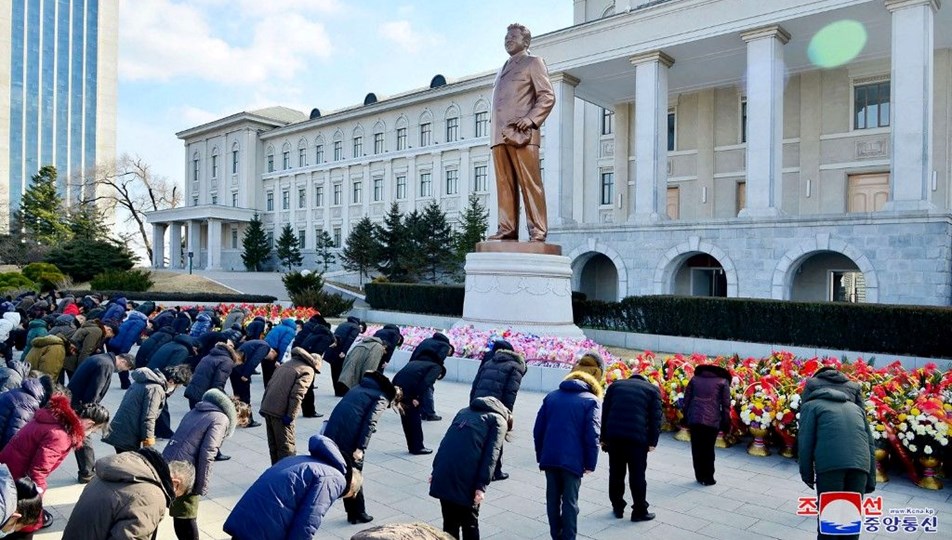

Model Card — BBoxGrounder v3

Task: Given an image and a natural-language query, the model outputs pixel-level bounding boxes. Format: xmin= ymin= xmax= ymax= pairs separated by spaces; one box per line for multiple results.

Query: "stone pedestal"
xmin=455 ymin=242 xmax=583 ymax=338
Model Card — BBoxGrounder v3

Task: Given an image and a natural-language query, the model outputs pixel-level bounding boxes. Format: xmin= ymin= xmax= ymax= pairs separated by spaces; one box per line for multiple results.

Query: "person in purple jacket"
xmin=683 ymin=364 xmax=731 ymax=487
xmin=162 ymin=388 xmax=248 ymax=540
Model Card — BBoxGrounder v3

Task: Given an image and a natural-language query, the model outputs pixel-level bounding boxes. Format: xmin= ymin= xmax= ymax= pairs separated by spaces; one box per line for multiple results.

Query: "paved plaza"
xmin=37 ymin=366 xmax=949 ymax=539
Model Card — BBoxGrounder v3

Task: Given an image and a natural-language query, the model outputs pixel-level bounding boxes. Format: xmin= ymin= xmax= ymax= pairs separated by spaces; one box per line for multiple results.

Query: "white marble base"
xmin=454 ymin=251 xmax=584 ymax=338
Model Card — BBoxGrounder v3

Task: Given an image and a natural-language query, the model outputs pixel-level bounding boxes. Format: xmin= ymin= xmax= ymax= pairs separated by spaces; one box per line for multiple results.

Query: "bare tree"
xmin=71 ymin=154 xmax=181 ymax=262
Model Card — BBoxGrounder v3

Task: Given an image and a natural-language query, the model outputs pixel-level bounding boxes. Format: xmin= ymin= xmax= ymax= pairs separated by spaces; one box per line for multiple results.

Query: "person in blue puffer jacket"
xmin=109 ymin=310 xmax=150 ymax=389
xmin=262 ymin=318 xmax=296 ymax=387
xmin=100 ymin=297 xmax=128 ymax=324
xmin=533 ymin=370 xmax=603 ymax=540
xmin=222 ymin=434 xmax=360 ymax=540
xmin=188 ymin=313 xmax=212 ymax=339
xmin=0 ymin=376 xmax=54 ymax=451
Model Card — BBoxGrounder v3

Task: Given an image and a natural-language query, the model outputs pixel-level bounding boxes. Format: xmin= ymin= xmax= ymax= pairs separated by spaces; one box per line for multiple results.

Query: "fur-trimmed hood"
xmin=491 ymin=349 xmax=526 ymax=368
xmin=35 ymin=393 xmax=85 ymax=448
xmin=290 ymin=346 xmax=320 ymax=371
xmin=201 ymin=388 xmax=238 ymax=437
xmin=561 ymin=370 xmax=604 ymax=399
xmin=571 ymin=350 xmax=605 ymax=381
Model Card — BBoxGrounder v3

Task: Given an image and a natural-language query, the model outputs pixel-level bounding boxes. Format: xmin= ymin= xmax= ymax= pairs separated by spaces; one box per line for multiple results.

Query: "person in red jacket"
xmin=0 ymin=395 xmax=109 ymax=533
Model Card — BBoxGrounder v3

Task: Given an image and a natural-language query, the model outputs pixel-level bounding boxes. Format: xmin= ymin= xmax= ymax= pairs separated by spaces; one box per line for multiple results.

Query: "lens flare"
xmin=808 ymin=20 xmax=867 ymax=68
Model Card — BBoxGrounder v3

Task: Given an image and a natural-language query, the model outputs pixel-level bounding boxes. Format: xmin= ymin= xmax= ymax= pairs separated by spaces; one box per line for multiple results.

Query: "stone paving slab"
xmin=35 ymin=367 xmax=949 ymax=539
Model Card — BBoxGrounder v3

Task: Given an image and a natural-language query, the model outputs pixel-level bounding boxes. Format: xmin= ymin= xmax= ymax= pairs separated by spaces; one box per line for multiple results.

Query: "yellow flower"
xmin=899 ymin=414 xmax=907 ymax=422
xmin=911 ymin=408 xmax=921 ymax=416
xmin=875 ymin=424 xmax=885 ymax=431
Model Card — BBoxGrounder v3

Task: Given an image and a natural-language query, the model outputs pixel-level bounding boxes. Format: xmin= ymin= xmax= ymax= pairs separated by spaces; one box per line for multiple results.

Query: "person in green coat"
xmin=19 ymin=319 xmax=48 ymax=359
xmin=798 ymin=386 xmax=876 ymax=540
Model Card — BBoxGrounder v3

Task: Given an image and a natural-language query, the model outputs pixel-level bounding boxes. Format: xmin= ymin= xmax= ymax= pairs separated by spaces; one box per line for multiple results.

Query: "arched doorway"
xmin=673 ymin=253 xmax=727 ymax=297
xmin=790 ymin=251 xmax=865 ymax=302
xmin=578 ymin=253 xmax=619 ymax=301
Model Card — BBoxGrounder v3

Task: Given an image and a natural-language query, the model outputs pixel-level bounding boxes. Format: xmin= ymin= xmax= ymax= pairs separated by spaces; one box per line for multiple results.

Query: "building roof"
xmin=249 ymin=106 xmax=308 ymax=124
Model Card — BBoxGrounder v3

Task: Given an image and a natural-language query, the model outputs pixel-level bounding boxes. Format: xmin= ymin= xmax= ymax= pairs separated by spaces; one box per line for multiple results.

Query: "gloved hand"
xmin=282 ymin=415 xmax=293 ymax=426
xmin=142 ymin=437 xmax=155 ymax=447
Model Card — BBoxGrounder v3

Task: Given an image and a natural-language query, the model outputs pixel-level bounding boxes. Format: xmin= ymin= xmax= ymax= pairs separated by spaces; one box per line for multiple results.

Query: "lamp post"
xmin=188 ymin=251 xmax=193 ymax=275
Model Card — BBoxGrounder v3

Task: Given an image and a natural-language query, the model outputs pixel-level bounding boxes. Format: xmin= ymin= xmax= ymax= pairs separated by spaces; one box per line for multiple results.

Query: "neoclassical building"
xmin=149 ymin=0 xmax=952 ymax=306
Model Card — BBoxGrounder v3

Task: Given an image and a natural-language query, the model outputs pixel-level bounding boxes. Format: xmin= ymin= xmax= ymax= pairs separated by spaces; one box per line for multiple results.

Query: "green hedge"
xmin=90 ymin=269 xmax=155 ymax=292
xmin=365 ymin=283 xmax=465 ymax=316
xmin=574 ymin=295 xmax=952 ymax=359
xmin=62 ymin=290 xmax=277 ymax=303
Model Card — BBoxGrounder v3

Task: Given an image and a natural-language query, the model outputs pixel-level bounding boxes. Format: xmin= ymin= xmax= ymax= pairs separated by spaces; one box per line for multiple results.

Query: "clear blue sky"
xmin=117 ymin=0 xmax=574 ymax=186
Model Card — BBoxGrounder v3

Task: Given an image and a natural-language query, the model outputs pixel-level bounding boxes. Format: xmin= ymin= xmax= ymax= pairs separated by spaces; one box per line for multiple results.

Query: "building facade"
xmin=150 ymin=0 xmax=952 ymax=306
xmin=0 ymin=0 xmax=119 ymax=231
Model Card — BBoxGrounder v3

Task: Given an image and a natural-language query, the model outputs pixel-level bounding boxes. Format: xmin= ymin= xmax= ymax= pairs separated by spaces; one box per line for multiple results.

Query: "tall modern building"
xmin=0 ymin=0 xmax=118 ymax=232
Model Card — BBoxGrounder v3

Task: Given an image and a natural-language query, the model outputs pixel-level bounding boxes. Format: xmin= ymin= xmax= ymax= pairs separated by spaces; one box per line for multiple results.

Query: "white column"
xmin=151 ymin=224 xmax=166 ymax=268
xmin=432 ymin=151 xmax=443 ymax=202
xmin=361 ymin=163 xmax=371 ymax=217
xmin=740 ymin=26 xmax=789 ymax=218
xmin=341 ymin=168 xmax=351 ymax=238
xmin=460 ymin=147 xmax=471 ymax=206
xmin=629 ymin=51 xmax=674 ymax=223
xmin=884 ymin=0 xmax=938 ymax=211
xmin=543 ymin=72 xmax=580 ymax=227
xmin=187 ymin=220 xmax=201 ymax=270
xmin=407 ymin=156 xmax=418 ymax=210
xmin=207 ymin=218 xmax=222 ymax=270
xmin=169 ymin=222 xmax=183 ymax=269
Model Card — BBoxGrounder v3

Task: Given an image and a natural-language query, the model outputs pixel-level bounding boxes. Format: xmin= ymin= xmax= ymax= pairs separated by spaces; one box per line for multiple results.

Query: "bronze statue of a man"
xmin=488 ymin=23 xmax=555 ymax=243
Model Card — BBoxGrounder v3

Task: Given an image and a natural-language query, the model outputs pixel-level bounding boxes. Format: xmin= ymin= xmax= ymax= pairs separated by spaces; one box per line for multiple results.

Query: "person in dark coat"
xmin=430 ymin=397 xmax=510 ymax=540
xmin=600 ymin=370 xmax=661 ymax=522
xmin=135 ymin=300 xmax=157 ymax=317
xmin=392 ymin=348 xmax=446 ymax=455
xmin=62 ymin=449 xmax=195 ymax=540
xmin=196 ymin=329 xmax=241 ymax=362
xmin=172 ymin=310 xmax=192 ymax=335
xmin=231 ymin=340 xmax=274 ymax=428
xmin=798 ymin=386 xmax=876 ymax=540
xmin=151 ymin=308 xmax=176 ymax=331
xmin=135 ymin=325 xmax=176 ymax=369
xmin=0 ymin=376 xmax=53 ymax=451
xmin=67 ymin=352 xmax=134 ymax=483
xmin=223 ymin=435 xmax=360 ymax=540
xmin=163 ymin=389 xmax=247 ymax=540
xmin=409 ymin=333 xmax=453 ymax=422
xmin=295 ymin=316 xmax=335 ymax=419
xmin=534 ymin=371 xmax=603 ymax=539
xmin=244 ymin=316 xmax=266 ymax=341
xmin=102 ymin=366 xmax=192 ymax=453
xmin=470 ymin=343 xmax=526 ymax=481
xmin=47 ymin=314 xmax=76 ymax=339
xmin=802 ymin=366 xmax=865 ymax=409
xmin=683 ymin=364 xmax=731 ymax=486
xmin=148 ymin=334 xmax=200 ymax=371
xmin=326 ymin=317 xmax=363 ymax=396
xmin=184 ymin=343 xmax=240 ymax=409
xmin=323 ymin=371 xmax=400 ymax=525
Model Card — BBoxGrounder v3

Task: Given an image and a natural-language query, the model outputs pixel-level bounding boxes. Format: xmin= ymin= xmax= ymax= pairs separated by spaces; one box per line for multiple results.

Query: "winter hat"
xmin=571 ymin=350 xmax=605 ymax=382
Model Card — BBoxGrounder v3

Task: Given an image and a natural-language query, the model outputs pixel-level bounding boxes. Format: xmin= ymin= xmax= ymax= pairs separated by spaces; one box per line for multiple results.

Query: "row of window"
xmin=265 ymin=112 xmax=489 ymax=173
xmin=249 ymin=227 xmax=343 ymax=252
xmin=595 ymin=80 xmax=890 ymax=150
xmin=264 ymin=166 xmax=490 ymax=211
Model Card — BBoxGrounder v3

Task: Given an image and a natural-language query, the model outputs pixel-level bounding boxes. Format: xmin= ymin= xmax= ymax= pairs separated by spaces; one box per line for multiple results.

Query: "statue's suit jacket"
xmin=491 ymin=51 xmax=555 ymax=148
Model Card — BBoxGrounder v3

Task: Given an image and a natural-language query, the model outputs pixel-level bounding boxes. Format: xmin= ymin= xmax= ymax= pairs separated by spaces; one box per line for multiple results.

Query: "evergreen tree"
xmin=241 ymin=213 xmax=272 ymax=271
xmin=66 ymin=201 xmax=108 ymax=241
xmin=401 ymin=210 xmax=426 ymax=282
xmin=419 ymin=200 xmax=455 ymax=283
xmin=341 ymin=217 xmax=380 ymax=286
xmin=455 ymin=194 xmax=489 ymax=265
xmin=275 ymin=223 xmax=303 ymax=271
xmin=19 ymin=165 xmax=70 ymax=246
xmin=314 ymin=229 xmax=336 ymax=273
xmin=46 ymin=238 xmax=136 ymax=282
xmin=376 ymin=202 xmax=410 ymax=282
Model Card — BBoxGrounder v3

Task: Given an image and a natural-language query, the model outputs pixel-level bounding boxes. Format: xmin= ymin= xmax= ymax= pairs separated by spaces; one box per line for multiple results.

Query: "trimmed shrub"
xmin=364 ymin=282 xmax=465 ymax=316
xmin=282 ymin=271 xmax=324 ymax=297
xmin=90 ymin=269 xmax=154 ymax=292
xmin=574 ymin=295 xmax=952 ymax=359
xmin=290 ymin=288 xmax=355 ymax=318
xmin=0 ymin=272 xmax=36 ymax=294
xmin=21 ymin=262 xmax=67 ymax=292
xmin=45 ymin=238 xmax=136 ymax=282
xmin=61 ymin=290 xmax=277 ymax=303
